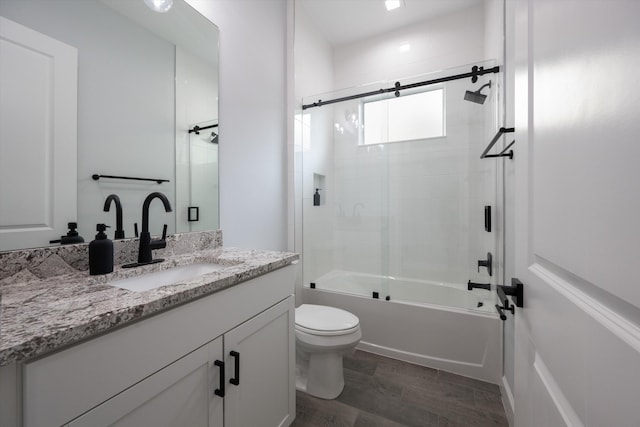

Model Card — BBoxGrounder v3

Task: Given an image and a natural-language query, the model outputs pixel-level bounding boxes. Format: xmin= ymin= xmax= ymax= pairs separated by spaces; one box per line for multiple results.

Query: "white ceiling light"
xmin=144 ymin=0 xmax=174 ymax=13
xmin=398 ymin=43 xmax=411 ymax=52
xmin=385 ymin=0 xmax=402 ymax=11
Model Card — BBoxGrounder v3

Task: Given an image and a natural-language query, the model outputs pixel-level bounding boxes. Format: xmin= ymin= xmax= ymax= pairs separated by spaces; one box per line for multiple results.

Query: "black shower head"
xmin=464 ymin=81 xmax=492 ymax=104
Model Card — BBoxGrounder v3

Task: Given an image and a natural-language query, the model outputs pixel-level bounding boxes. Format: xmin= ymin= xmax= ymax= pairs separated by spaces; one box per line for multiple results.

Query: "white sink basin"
xmin=108 ymin=263 xmax=225 ymax=292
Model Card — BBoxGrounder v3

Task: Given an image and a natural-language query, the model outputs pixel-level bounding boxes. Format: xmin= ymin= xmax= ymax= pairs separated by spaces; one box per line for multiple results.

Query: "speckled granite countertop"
xmin=0 ymin=231 xmax=298 ymax=366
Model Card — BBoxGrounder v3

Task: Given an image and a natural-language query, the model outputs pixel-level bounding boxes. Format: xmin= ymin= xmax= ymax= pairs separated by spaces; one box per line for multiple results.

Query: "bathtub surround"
xmin=303 ymin=278 xmax=501 ymax=384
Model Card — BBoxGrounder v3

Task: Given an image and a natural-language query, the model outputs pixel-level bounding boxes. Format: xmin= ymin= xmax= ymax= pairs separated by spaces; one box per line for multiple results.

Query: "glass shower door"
xmin=300 ymin=61 xmax=500 ymax=310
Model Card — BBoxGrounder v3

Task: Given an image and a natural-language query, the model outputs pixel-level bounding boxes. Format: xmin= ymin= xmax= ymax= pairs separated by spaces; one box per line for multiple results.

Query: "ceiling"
xmin=297 ymin=0 xmax=483 ymax=46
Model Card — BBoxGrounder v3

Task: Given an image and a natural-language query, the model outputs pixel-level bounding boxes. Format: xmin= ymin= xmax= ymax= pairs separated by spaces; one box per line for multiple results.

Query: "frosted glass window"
xmin=362 ymin=88 xmax=444 ymax=145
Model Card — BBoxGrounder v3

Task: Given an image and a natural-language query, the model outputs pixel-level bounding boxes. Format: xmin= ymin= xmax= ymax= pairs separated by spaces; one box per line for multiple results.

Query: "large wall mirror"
xmin=0 ymin=0 xmax=219 ymax=251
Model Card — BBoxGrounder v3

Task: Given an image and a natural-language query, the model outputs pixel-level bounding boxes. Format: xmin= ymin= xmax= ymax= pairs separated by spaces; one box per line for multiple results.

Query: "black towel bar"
xmin=92 ymin=174 xmax=169 ymax=184
xmin=481 ymin=127 xmax=515 ymax=159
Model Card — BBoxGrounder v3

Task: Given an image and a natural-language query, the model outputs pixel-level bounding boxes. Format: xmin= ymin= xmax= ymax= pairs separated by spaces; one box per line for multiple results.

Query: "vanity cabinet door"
xmin=224 ymin=295 xmax=295 ymax=427
xmin=68 ymin=337 xmax=224 ymax=427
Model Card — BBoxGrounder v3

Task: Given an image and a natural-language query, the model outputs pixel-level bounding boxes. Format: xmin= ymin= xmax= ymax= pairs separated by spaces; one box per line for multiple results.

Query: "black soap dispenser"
xmin=89 ymin=224 xmax=113 ymax=275
xmin=313 ymin=188 xmax=321 ymax=206
xmin=60 ymin=222 xmax=85 ymax=244
xmin=49 ymin=222 xmax=85 ymax=245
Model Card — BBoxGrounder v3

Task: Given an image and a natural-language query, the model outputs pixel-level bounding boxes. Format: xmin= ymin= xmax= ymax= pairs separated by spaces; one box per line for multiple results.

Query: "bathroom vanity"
xmin=0 ymin=231 xmax=298 ymax=427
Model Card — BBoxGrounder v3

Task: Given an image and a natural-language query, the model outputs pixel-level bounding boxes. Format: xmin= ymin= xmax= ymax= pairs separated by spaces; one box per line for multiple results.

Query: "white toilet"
xmin=295 ymin=304 xmax=362 ymax=399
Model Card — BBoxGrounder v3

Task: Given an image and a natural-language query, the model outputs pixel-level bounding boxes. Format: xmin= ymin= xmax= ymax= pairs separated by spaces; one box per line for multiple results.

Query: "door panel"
xmin=529 ymin=0 xmax=640 ymax=307
xmin=68 ymin=338 xmax=223 ymax=427
xmin=0 ymin=16 xmax=77 ymax=250
xmin=224 ymin=297 xmax=295 ymax=427
xmin=513 ymin=1 xmax=640 ymax=426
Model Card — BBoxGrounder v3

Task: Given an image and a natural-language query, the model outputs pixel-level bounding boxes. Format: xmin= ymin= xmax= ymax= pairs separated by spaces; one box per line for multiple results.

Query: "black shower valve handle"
xmin=477 ymin=252 xmax=493 ymax=276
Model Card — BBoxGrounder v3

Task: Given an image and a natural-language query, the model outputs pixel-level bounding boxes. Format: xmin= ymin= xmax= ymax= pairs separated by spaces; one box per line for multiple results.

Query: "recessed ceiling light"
xmin=144 ymin=0 xmax=174 ymax=13
xmin=398 ymin=43 xmax=411 ymax=52
xmin=385 ymin=0 xmax=402 ymax=12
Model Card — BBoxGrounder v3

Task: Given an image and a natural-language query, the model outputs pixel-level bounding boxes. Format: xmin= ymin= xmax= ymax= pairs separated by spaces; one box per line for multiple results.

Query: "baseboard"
xmin=500 ymin=375 xmax=515 ymax=427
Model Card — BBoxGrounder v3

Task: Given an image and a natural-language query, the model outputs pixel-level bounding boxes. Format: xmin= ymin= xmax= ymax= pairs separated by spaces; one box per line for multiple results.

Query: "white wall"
xmin=294 ymin=3 xmax=335 ymax=292
xmin=187 ymin=0 xmax=288 ymax=251
xmin=333 ymin=4 xmax=486 ymax=90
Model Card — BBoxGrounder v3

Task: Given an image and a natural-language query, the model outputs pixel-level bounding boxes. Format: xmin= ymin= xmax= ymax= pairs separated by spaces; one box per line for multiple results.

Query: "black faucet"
xmin=134 ymin=192 xmax=172 ymax=266
xmin=477 ymin=252 xmax=493 ymax=276
xmin=103 ymin=194 xmax=125 ymax=239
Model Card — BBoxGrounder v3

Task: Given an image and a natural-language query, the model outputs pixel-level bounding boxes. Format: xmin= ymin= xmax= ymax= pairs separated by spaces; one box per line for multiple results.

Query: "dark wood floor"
xmin=291 ymin=350 xmax=509 ymax=427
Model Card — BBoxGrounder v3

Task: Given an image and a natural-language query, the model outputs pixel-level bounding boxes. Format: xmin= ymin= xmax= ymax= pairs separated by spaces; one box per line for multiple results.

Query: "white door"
xmin=0 ymin=16 xmax=77 ymax=250
xmin=513 ymin=1 xmax=640 ymax=426
xmin=224 ymin=296 xmax=295 ymax=427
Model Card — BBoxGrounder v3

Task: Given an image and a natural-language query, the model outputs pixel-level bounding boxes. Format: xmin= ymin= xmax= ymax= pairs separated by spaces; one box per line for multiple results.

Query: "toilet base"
xmin=296 ymin=349 xmax=347 ymax=399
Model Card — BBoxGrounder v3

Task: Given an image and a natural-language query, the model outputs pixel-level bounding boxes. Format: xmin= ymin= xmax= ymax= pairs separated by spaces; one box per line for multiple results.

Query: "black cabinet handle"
xmin=230 ymin=351 xmax=240 ymax=386
xmin=214 ymin=360 xmax=225 ymax=397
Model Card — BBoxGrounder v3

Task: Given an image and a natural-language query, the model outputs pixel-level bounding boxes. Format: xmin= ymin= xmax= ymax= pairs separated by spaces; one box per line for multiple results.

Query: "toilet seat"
xmin=295 ymin=304 xmax=360 ymax=336
xmin=295 ymin=324 xmax=360 ymax=337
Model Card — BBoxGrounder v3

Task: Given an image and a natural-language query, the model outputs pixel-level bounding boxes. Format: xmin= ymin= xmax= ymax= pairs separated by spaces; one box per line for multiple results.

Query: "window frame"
xmin=358 ymin=85 xmax=446 ymax=146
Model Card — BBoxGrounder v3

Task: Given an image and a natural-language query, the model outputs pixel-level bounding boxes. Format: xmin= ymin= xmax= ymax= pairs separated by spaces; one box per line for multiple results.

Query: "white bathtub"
xmin=302 ymin=270 xmax=502 ymax=384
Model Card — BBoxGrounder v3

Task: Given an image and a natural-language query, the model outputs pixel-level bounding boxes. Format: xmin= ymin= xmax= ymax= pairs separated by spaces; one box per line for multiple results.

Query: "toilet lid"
xmin=295 ymin=304 xmax=360 ymax=334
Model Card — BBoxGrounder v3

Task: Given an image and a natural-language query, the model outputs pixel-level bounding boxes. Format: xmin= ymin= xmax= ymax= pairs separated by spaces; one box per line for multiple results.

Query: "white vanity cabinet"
xmin=17 ymin=264 xmax=296 ymax=427
xmin=68 ymin=336 xmax=225 ymax=427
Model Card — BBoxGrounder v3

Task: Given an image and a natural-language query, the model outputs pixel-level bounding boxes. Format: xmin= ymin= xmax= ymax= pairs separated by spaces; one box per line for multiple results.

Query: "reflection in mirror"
xmin=0 ymin=0 xmax=219 ymax=251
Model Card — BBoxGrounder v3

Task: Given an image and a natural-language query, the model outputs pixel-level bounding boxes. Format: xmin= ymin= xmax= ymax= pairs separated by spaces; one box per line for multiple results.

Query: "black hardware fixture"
xmin=477 ymin=252 xmax=493 ymax=276
xmin=103 ymin=194 xmax=125 ymax=239
xmin=134 ymin=222 xmax=139 ymax=238
xmin=188 ymin=206 xmax=200 ymax=222
xmin=498 ymin=278 xmax=524 ymax=308
xmin=92 ymin=174 xmax=169 ymax=184
xmin=385 ymin=295 xmax=391 ymax=301
xmin=467 ymin=280 xmax=491 ymax=291
xmin=188 ymin=123 xmax=218 ymax=134
xmin=49 ymin=222 xmax=85 ymax=244
xmin=313 ymin=188 xmax=322 ymax=206
xmin=495 ymin=278 xmax=525 ymax=321
xmin=373 ymin=292 xmax=379 ymax=299
xmin=480 ymin=127 xmax=515 ymax=159
xmin=309 ymin=282 xmax=316 ymax=289
xmin=123 ymin=192 xmax=172 ymax=268
xmin=464 ymin=80 xmax=492 ymax=104
xmin=484 ymin=206 xmax=491 ymax=232
xmin=230 ymin=351 xmax=240 ymax=386
xmin=214 ymin=360 xmax=225 ymax=397
xmin=495 ymin=302 xmax=514 ymax=321
xmin=302 ymin=65 xmax=500 ymax=110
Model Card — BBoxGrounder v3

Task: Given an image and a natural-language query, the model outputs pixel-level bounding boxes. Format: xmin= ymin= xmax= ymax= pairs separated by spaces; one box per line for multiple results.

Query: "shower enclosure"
xmin=298 ymin=61 xmax=503 ymax=303
xmin=296 ymin=62 xmax=504 ymax=381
